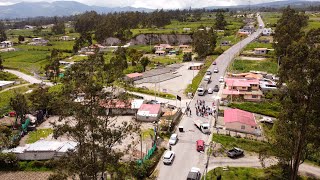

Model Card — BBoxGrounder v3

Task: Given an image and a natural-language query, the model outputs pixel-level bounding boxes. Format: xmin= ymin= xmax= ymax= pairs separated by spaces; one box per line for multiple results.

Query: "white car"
xmin=204 ymin=75 xmax=211 ymax=81
xmin=213 ymin=68 xmax=219 ymax=73
xmin=169 ymin=134 xmax=178 ymax=145
xmin=163 ymin=151 xmax=175 ymax=165
xmin=208 ymin=88 xmax=214 ymax=94
xmin=219 ymin=76 xmax=224 ymax=82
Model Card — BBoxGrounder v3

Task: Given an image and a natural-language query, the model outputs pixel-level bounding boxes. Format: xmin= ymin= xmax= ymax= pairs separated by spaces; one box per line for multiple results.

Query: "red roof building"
xmin=222 ymin=78 xmax=263 ymax=101
xmin=125 ymin=73 xmax=143 ymax=81
xmin=224 ymin=109 xmax=260 ymax=135
xmin=137 ymin=104 xmax=162 ymax=122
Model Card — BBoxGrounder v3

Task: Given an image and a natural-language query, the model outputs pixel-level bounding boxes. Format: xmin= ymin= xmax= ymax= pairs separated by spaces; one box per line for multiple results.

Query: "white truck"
xmin=193 ymin=119 xmax=210 ymax=134
xmin=197 ymin=83 xmax=207 ymax=96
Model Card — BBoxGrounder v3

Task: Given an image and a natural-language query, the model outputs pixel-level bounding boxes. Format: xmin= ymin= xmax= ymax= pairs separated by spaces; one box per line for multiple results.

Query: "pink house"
xmin=222 ymin=78 xmax=263 ymax=101
xmin=224 ymin=109 xmax=260 ymax=135
xmin=137 ymin=104 xmax=162 ymax=122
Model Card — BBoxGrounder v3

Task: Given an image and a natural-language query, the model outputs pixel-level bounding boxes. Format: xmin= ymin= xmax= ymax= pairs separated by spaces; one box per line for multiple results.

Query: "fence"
xmin=137 ymin=143 xmax=157 ymax=165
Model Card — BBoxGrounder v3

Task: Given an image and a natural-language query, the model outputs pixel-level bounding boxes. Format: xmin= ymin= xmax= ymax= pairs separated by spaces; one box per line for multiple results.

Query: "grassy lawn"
xmin=126 ymin=86 xmax=176 ymax=100
xmin=305 ymin=20 xmax=320 ymax=32
xmin=230 ymin=59 xmax=278 ymax=74
xmin=0 ymin=86 xmax=30 ymax=115
xmin=261 ymin=12 xmax=281 ymax=28
xmin=228 ymin=101 xmax=280 ymax=118
xmin=185 ymin=55 xmax=218 ymax=94
xmin=244 ymin=42 xmax=273 ymax=51
xmin=204 ymin=167 xmax=266 ymax=180
xmin=212 ymin=134 xmax=273 ymax=155
xmin=26 ymin=128 xmax=53 ymax=144
xmin=128 ymin=45 xmax=153 ymax=53
xmin=151 ymin=54 xmax=183 ymax=65
xmin=141 ymin=128 xmax=154 ymax=140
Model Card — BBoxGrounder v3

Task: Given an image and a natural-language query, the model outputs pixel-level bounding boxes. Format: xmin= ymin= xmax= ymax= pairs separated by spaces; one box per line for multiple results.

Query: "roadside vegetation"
xmin=0 ymin=71 xmax=19 ymax=81
xmin=185 ymin=55 xmax=218 ymax=94
xmin=228 ymin=101 xmax=280 ymax=118
xmin=0 ymin=86 xmax=30 ymax=116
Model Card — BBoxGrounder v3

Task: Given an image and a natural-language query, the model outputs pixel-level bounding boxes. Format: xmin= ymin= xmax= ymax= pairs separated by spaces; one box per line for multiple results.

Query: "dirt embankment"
xmin=104 ymin=34 xmax=193 ymax=46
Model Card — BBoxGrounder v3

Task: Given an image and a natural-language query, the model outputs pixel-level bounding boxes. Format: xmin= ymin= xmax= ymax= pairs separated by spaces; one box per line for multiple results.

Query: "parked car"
xmin=204 ymin=75 xmax=211 ymax=82
xmin=196 ymin=140 xmax=205 ymax=152
xmin=213 ymin=85 xmax=219 ymax=92
xmin=213 ymin=68 xmax=219 ymax=73
xmin=187 ymin=167 xmax=201 ymax=180
xmin=227 ymin=147 xmax=244 ymax=158
xmin=163 ymin=151 xmax=175 ymax=165
xmin=206 ymin=70 xmax=212 ymax=75
xmin=212 ymin=61 xmax=217 ymax=65
xmin=219 ymin=76 xmax=224 ymax=82
xmin=147 ymin=100 xmax=160 ymax=104
xmin=208 ymin=88 xmax=214 ymax=94
xmin=169 ymin=133 xmax=178 ymax=145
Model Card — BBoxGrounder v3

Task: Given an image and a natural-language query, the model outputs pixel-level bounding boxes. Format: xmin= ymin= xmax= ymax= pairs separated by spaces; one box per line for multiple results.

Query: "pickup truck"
xmin=193 ymin=119 xmax=210 ymax=134
xmin=227 ymin=147 xmax=244 ymax=158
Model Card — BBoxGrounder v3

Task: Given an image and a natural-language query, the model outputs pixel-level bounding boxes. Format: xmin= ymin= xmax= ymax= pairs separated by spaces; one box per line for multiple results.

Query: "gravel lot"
xmin=136 ymin=62 xmax=200 ymax=99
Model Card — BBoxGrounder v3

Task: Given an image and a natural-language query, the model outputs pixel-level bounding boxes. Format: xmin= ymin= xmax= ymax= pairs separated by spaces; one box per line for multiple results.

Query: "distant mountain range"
xmin=1 ymin=0 xmax=320 ymax=19
xmin=0 ymin=1 xmax=152 ymax=19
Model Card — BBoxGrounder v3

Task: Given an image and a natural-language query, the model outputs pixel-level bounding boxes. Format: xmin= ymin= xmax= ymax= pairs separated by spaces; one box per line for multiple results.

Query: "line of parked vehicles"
xmin=197 ymin=62 xmax=224 ymax=96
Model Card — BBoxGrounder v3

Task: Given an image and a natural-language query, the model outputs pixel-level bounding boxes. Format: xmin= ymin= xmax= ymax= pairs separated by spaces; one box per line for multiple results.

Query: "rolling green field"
xmin=261 ymin=12 xmax=281 ymax=28
xmin=2 ymin=50 xmax=50 ymax=74
xmin=150 ymin=54 xmax=183 ymax=65
xmin=16 ymin=41 xmax=75 ymax=52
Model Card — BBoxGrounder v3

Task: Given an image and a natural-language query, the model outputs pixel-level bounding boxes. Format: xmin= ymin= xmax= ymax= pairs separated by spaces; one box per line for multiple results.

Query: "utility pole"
xmin=204 ymin=142 xmax=213 ymax=180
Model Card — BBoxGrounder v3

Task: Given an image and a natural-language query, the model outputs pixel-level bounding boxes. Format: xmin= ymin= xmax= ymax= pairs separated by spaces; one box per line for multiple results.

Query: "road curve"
xmin=4 ymin=69 xmax=53 ymax=86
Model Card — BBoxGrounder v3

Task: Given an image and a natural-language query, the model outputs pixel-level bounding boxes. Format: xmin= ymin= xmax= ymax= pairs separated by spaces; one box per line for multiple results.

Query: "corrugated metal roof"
xmin=224 ymin=109 xmax=257 ymax=126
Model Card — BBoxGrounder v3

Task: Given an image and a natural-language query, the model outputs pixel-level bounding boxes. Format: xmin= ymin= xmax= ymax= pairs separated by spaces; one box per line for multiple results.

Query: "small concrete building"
xmin=0 ymin=81 xmax=15 ymax=90
xmin=262 ymin=28 xmax=272 ymax=36
xmin=0 ymin=41 xmax=13 ymax=48
xmin=188 ymin=63 xmax=204 ymax=70
xmin=254 ymin=48 xmax=268 ymax=55
xmin=137 ymin=104 xmax=162 ymax=122
xmin=224 ymin=109 xmax=260 ymax=135
xmin=3 ymin=140 xmax=77 ymax=160
xmin=220 ymin=41 xmax=231 ymax=46
xmin=60 ymin=36 xmax=70 ymax=41
xmin=155 ymin=50 xmax=166 ymax=56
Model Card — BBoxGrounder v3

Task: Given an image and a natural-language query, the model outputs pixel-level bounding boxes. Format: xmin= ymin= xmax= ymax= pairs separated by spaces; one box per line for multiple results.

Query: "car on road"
xmin=196 ymin=140 xmax=205 ymax=152
xmin=204 ymin=75 xmax=211 ymax=82
xmin=227 ymin=147 xmax=244 ymax=158
xmin=213 ymin=85 xmax=219 ymax=92
xmin=219 ymin=76 xmax=224 ymax=82
xmin=197 ymin=87 xmax=205 ymax=96
xmin=212 ymin=61 xmax=217 ymax=65
xmin=187 ymin=167 xmax=201 ymax=180
xmin=206 ymin=70 xmax=212 ymax=75
xmin=147 ymin=100 xmax=160 ymax=104
xmin=163 ymin=150 xmax=175 ymax=165
xmin=213 ymin=68 xmax=219 ymax=73
xmin=169 ymin=133 xmax=178 ymax=145
xmin=208 ymin=88 xmax=214 ymax=94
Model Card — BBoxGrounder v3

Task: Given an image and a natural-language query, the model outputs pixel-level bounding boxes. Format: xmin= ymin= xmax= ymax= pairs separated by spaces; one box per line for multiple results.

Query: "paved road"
xmin=4 ymin=69 xmax=53 ymax=86
xmin=157 ymin=15 xmax=265 ymax=180
xmin=207 ymin=156 xmax=320 ymax=178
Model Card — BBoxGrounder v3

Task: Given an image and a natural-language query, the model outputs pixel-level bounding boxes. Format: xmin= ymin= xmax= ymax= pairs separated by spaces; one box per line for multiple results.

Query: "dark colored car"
xmin=227 ymin=147 xmax=244 ymax=158
xmin=212 ymin=61 xmax=217 ymax=65
xmin=213 ymin=85 xmax=219 ymax=92
xmin=187 ymin=167 xmax=201 ymax=180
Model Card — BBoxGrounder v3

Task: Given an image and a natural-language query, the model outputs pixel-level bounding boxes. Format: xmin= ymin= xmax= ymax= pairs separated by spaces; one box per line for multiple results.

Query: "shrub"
xmin=0 ymin=153 xmax=19 ymax=170
xmin=213 ymin=47 xmax=224 ymax=55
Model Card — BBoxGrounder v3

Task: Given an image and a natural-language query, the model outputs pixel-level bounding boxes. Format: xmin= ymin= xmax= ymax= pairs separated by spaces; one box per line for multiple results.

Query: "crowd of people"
xmin=185 ymin=100 xmax=217 ymax=117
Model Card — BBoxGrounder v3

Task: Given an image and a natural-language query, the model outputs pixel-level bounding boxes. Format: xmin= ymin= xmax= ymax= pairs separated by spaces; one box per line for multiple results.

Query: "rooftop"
xmin=126 ymin=72 xmax=143 ymax=78
xmin=225 ymin=78 xmax=259 ymax=87
xmin=137 ymin=104 xmax=161 ymax=116
xmin=224 ymin=109 xmax=257 ymax=126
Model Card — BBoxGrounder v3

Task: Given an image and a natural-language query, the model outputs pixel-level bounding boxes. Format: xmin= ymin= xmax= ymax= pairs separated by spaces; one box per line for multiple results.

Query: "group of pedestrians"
xmin=185 ymin=103 xmax=192 ymax=116
xmin=194 ymin=100 xmax=216 ymax=117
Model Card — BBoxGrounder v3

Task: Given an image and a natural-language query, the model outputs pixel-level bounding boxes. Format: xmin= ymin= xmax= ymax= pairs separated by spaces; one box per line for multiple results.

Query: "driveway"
xmin=157 ymin=14 xmax=265 ymax=180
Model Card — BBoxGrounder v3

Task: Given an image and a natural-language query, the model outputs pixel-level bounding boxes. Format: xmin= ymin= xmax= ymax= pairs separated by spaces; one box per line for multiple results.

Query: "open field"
xmin=244 ymin=42 xmax=273 ymax=51
xmin=16 ymin=41 xmax=75 ymax=52
xmin=26 ymin=128 xmax=53 ymax=144
xmin=230 ymin=59 xmax=278 ymax=74
xmin=2 ymin=50 xmax=50 ymax=74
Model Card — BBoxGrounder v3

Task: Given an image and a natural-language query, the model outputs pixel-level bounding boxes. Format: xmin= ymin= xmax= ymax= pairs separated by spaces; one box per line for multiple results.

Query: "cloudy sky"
xmin=0 ymin=0 xmax=314 ymax=8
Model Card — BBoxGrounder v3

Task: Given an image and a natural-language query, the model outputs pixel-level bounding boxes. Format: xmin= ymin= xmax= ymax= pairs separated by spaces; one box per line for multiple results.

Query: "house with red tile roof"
xmin=222 ymin=78 xmax=263 ymax=101
xmin=224 ymin=109 xmax=260 ymax=135
xmin=125 ymin=73 xmax=143 ymax=81
xmin=137 ymin=104 xmax=162 ymax=122
xmin=100 ymin=99 xmax=144 ymax=115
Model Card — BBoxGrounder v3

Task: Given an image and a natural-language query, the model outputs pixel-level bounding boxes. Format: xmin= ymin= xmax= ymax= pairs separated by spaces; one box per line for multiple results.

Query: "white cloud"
xmin=0 ymin=0 xmax=314 ymax=9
